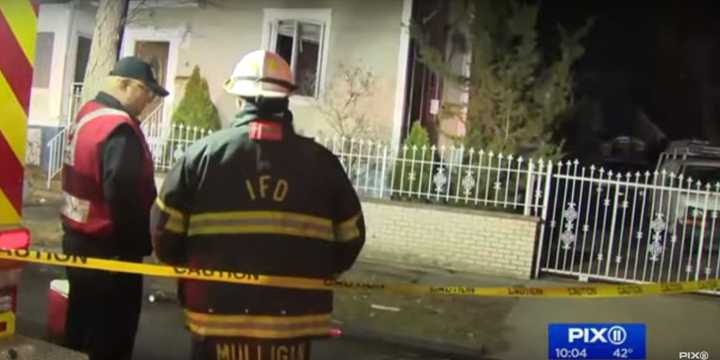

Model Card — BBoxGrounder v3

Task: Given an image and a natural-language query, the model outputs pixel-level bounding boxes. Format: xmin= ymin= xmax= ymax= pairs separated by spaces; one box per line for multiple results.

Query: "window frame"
xmin=33 ymin=31 xmax=55 ymax=89
xmin=73 ymin=34 xmax=92 ymax=84
xmin=261 ymin=9 xmax=332 ymax=102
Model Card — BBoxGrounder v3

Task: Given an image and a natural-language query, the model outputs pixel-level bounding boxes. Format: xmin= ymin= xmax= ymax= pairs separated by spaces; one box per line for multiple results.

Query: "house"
xmin=29 ymin=0 xmax=469 ymax=173
xmin=27 ymin=1 xmax=95 ymax=168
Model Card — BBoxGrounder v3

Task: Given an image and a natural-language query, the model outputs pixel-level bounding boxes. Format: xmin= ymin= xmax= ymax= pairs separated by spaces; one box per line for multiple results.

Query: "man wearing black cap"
xmin=60 ymin=56 xmax=168 ymax=359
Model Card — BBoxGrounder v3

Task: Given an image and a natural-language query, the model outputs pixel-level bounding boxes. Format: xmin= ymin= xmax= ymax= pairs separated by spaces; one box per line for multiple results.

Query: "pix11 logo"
xmin=679 ymin=351 xmax=710 ymax=360
xmin=548 ymin=323 xmax=646 ymax=359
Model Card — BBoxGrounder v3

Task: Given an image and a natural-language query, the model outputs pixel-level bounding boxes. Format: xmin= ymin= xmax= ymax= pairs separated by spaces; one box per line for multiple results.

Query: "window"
xmin=74 ymin=36 xmax=92 ymax=83
xmin=682 ymin=165 xmax=720 ymax=185
xmin=263 ymin=9 xmax=330 ymax=98
xmin=33 ymin=32 xmax=54 ymax=88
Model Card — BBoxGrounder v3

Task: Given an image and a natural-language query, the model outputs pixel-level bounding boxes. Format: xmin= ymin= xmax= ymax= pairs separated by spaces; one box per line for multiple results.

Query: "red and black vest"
xmin=60 ymin=101 xmax=156 ymax=238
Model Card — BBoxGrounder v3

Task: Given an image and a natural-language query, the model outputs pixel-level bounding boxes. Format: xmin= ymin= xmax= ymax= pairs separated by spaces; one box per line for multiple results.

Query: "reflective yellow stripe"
xmin=188 ymin=225 xmax=334 ymax=240
xmin=155 ymin=198 xmax=186 ymax=219
xmin=190 ymin=211 xmax=331 ymax=227
xmin=155 ymin=198 xmax=187 ymax=233
xmin=187 ymin=211 xmax=335 ymax=240
xmin=165 ymin=218 xmax=186 ymax=233
xmin=185 ymin=311 xmax=331 ymax=338
xmin=335 ymin=213 xmax=361 ymax=241
xmin=185 ymin=311 xmax=330 ymax=325
xmin=187 ymin=323 xmax=331 ymax=339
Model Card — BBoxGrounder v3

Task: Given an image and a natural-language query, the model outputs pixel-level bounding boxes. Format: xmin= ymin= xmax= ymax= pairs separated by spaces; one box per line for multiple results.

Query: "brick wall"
xmin=358 ymin=198 xmax=540 ymax=279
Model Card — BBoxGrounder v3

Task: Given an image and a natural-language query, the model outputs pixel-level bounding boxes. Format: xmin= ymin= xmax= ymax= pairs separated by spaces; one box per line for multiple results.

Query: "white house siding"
xmin=60 ymin=2 xmax=95 ymax=126
xmin=30 ymin=4 xmax=71 ymax=128
xmin=29 ymin=3 xmax=94 ymax=127
xmin=124 ymin=0 xmax=406 ymax=142
xmin=28 ymin=3 xmax=95 ymax=171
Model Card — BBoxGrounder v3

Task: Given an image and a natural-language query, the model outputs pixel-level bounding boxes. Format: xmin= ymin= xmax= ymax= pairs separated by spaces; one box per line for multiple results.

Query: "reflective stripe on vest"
xmin=179 ymin=210 xmax=361 ymax=242
xmin=60 ymin=191 xmax=90 ymax=224
xmin=64 ymin=107 xmax=129 ymax=166
xmin=336 ymin=213 xmax=361 ymax=241
xmin=155 ymin=197 xmax=187 ymax=233
xmin=184 ymin=311 xmax=331 ymax=339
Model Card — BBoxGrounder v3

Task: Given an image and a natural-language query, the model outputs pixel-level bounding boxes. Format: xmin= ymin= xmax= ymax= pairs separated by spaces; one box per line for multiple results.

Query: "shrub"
xmin=171 ymin=65 xmax=221 ymax=130
xmin=392 ymin=122 xmax=435 ymax=200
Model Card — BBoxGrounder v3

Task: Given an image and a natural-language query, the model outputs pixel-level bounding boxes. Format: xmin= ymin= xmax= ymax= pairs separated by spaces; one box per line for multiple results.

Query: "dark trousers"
xmin=190 ymin=336 xmax=312 ymax=360
xmin=64 ymin=265 xmax=143 ymax=360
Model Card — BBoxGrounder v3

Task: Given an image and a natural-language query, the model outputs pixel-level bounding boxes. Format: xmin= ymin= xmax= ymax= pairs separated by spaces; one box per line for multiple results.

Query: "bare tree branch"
xmin=316 ymin=63 xmax=378 ymax=141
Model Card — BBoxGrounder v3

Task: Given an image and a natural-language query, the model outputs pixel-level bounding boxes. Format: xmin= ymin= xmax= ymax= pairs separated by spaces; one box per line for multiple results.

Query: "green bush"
xmin=392 ymin=122 xmax=434 ymax=200
xmin=171 ymin=65 xmax=221 ymax=130
xmin=162 ymin=66 xmax=220 ymax=166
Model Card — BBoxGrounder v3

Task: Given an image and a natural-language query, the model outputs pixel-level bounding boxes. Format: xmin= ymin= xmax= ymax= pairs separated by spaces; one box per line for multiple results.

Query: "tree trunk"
xmin=81 ymin=0 xmax=129 ymax=104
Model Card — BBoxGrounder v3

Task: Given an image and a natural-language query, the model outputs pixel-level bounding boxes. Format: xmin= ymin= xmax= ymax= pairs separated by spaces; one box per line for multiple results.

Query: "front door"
xmin=133 ymin=41 xmax=169 ymax=121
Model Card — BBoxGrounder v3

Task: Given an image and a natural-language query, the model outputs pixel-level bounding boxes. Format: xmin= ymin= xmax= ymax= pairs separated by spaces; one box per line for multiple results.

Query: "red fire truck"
xmin=0 ymin=0 xmax=38 ymax=337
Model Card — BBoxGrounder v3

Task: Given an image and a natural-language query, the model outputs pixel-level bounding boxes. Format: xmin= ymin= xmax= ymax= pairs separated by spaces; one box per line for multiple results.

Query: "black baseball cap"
xmin=109 ymin=56 xmax=169 ymax=97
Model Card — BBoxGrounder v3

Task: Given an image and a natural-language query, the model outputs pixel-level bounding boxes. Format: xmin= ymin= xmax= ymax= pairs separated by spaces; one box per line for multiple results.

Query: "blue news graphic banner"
xmin=548 ymin=323 xmax=646 ymax=359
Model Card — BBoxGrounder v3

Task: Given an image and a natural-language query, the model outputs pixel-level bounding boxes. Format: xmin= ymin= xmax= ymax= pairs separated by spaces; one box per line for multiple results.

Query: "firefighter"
xmin=60 ymin=56 xmax=168 ymax=359
xmin=150 ymin=50 xmax=366 ymax=360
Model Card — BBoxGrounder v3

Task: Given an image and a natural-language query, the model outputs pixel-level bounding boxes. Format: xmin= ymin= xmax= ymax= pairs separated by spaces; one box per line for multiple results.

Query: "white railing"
xmin=141 ymin=104 xmax=166 ymax=169
xmin=538 ymin=163 xmax=720 ymax=294
xmin=317 ymin=136 xmax=719 ymax=294
xmin=45 ymin=128 xmax=67 ymax=189
xmin=140 ymin=104 xmax=165 ymax=139
xmin=149 ymin=123 xmax=213 ymax=172
xmin=316 ymin=137 xmax=550 ymax=217
xmin=67 ymin=82 xmax=83 ymax=122
xmin=45 ymin=83 xmax=83 ymax=188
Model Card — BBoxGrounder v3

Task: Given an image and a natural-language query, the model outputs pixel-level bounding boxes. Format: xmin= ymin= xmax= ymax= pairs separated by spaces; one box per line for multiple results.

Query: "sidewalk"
xmin=336 ymin=258 xmax=720 ymax=360
xmin=21 ymin=175 xmax=720 ymax=359
xmin=0 ymin=336 xmax=87 ymax=359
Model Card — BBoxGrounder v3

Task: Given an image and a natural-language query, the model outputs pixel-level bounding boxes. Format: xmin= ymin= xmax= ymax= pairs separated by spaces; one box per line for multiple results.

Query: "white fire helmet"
xmin=224 ymin=50 xmax=296 ymax=98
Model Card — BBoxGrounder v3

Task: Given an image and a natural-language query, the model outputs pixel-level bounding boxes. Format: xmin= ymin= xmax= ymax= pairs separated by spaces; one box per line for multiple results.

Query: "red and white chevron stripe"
xmin=0 ymin=0 xmax=38 ymax=225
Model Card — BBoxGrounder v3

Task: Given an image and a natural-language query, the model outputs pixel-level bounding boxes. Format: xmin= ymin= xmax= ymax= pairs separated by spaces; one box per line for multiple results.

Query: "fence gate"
xmin=535 ymin=161 xmax=720 ymax=294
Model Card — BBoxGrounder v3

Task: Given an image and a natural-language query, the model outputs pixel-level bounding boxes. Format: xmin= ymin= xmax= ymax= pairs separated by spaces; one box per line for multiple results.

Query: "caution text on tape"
xmin=0 ymin=248 xmax=718 ymax=298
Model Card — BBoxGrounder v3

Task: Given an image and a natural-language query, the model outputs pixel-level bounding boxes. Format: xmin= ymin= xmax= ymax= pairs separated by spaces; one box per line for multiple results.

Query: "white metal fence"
xmin=317 ymin=137 xmax=719 ymax=294
xmin=45 ymin=83 xmax=83 ymax=187
xmin=316 ymin=137 xmax=550 ymax=217
xmin=146 ymin=122 xmax=213 ymax=172
xmin=67 ymin=82 xmax=83 ymax=123
xmin=45 ymin=128 xmax=67 ymax=189
xmin=538 ymin=163 xmax=720 ymax=294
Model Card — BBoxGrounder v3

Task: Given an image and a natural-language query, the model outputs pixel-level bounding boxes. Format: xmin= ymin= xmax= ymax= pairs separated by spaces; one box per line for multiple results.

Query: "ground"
xmin=21 ymin=167 xmax=64 ymax=249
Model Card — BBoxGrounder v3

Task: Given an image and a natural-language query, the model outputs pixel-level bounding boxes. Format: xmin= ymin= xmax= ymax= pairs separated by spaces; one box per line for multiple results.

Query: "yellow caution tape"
xmin=0 ymin=248 xmax=717 ymax=298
